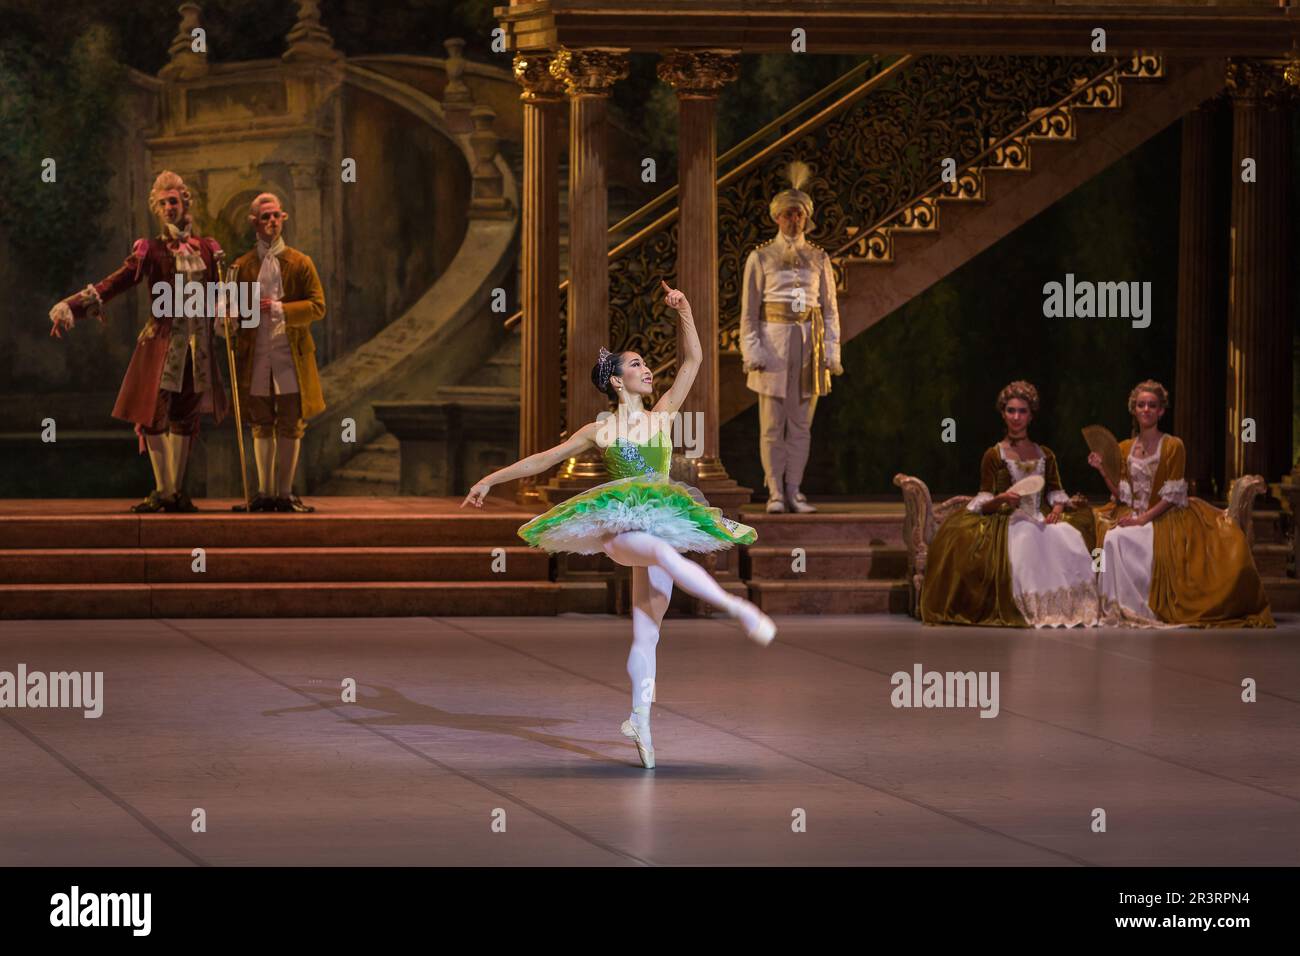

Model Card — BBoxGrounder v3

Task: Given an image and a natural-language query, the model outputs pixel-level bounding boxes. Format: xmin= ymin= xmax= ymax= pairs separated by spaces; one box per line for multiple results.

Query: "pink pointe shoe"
xmin=620 ymin=706 xmax=655 ymax=769
xmin=730 ymin=598 xmax=776 ymax=646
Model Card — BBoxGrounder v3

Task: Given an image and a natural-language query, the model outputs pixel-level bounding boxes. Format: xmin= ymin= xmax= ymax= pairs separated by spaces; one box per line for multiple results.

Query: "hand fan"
xmin=1006 ymin=474 xmax=1044 ymax=496
xmin=1082 ymin=425 xmax=1122 ymax=488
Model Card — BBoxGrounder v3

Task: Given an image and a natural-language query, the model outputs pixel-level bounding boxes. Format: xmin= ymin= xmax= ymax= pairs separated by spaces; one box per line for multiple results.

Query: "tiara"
xmin=596 ymin=346 xmax=616 ymax=390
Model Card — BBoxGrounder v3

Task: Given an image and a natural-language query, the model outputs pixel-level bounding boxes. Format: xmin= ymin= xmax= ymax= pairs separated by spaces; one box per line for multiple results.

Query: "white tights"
xmin=602 ymin=531 xmax=760 ymax=743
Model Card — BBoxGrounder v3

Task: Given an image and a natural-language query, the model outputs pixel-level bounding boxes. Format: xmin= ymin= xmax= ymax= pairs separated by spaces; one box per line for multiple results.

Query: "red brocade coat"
xmin=60 ymin=236 xmax=230 ymax=432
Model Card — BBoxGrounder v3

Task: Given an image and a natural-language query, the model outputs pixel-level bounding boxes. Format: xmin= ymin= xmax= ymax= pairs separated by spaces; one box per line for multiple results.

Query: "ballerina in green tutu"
xmin=461 ymin=280 xmax=775 ymax=769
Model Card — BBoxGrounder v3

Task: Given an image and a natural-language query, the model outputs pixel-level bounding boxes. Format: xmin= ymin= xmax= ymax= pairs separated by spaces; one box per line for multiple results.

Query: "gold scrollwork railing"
xmin=517 ymin=53 xmax=1164 ymax=426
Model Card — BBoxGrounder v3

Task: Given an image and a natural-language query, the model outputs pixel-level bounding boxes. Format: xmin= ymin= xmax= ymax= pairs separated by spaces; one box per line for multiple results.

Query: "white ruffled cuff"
xmin=1117 ymin=480 xmax=1133 ymax=507
xmin=49 ymin=301 xmax=75 ymax=331
xmin=967 ymin=492 xmax=994 ymax=513
xmin=1047 ymin=489 xmax=1069 ymax=507
xmin=1158 ymin=479 xmax=1188 ymax=508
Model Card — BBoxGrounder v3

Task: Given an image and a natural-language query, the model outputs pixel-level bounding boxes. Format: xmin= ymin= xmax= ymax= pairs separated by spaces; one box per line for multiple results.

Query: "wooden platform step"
xmin=748 ymin=579 xmax=911 ymax=614
xmin=0 ymin=547 xmax=549 ymax=584
xmin=739 ymin=512 xmax=905 ymax=547
xmin=0 ymin=512 xmax=533 ymax=550
xmin=744 ymin=544 xmax=907 ymax=580
xmin=0 ymin=580 xmax=608 ymax=619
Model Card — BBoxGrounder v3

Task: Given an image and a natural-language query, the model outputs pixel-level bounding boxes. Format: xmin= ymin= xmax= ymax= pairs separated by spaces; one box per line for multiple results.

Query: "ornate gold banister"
xmin=502 ymin=53 xmax=896 ymax=333
xmin=825 ymin=53 xmax=1163 ymax=269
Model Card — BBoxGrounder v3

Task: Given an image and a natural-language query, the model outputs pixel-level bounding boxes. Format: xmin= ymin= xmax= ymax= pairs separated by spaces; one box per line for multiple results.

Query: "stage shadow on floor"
xmin=263 ymin=679 xmax=635 ymax=764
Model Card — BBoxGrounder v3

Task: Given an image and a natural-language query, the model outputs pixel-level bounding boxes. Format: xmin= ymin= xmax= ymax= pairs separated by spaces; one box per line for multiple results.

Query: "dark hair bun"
xmin=591 ymin=352 xmax=621 ymax=401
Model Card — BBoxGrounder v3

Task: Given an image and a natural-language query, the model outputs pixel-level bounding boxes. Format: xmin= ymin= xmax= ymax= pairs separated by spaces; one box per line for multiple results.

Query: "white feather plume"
xmin=786 ymin=160 xmax=812 ymax=191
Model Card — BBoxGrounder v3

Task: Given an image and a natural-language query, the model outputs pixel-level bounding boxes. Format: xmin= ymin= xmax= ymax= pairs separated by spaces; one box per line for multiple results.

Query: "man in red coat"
xmin=49 ymin=170 xmax=229 ymax=512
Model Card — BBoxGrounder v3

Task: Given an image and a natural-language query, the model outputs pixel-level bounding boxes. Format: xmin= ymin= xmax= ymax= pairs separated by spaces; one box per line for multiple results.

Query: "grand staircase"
xmin=0 ymin=499 xmax=606 ymax=619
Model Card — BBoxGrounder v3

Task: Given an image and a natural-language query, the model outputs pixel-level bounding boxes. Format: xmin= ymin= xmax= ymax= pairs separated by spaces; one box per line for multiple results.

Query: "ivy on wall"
xmin=0 ymin=25 xmax=123 ymax=295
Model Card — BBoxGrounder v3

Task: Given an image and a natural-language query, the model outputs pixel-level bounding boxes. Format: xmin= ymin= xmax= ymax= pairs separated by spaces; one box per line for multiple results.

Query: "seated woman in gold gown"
xmin=1089 ymin=380 xmax=1273 ymax=628
xmin=921 ymin=381 xmax=1100 ymax=628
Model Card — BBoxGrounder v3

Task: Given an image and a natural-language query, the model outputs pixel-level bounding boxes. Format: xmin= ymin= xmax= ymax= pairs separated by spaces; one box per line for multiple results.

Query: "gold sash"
xmin=762 ymin=301 xmax=830 ymax=397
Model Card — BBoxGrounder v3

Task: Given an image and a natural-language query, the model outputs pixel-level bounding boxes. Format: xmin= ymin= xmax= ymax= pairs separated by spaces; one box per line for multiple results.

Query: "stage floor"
xmin=1 ymin=614 xmax=1297 ymax=866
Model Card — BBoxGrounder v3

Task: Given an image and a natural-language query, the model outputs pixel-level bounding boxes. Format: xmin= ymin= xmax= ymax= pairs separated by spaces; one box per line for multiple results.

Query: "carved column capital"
xmin=1225 ymin=56 xmax=1300 ymax=107
xmin=513 ymin=52 xmax=567 ymax=103
xmin=656 ymin=49 xmax=740 ymax=99
xmin=549 ymin=47 xmax=629 ymax=97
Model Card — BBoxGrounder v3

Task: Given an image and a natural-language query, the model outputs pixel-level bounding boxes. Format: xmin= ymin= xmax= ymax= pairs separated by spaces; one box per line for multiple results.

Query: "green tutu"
xmin=517 ymin=430 xmax=757 ymax=555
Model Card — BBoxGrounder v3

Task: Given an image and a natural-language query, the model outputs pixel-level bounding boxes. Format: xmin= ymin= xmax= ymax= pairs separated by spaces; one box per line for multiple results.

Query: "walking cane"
xmin=221 ymin=263 xmax=252 ymax=510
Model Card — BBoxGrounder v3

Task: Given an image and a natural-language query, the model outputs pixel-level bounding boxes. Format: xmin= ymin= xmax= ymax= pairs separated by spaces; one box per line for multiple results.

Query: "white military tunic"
xmin=739 ymin=232 xmax=841 ymax=399
xmin=738 ymin=231 xmax=842 ymax=499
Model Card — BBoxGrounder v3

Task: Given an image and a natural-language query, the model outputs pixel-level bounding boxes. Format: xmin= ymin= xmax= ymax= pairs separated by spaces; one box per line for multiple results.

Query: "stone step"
xmin=1261 ymin=577 xmax=1300 ymax=613
xmin=433 ymin=384 xmax=519 ymax=404
xmin=0 ymin=580 xmax=607 ymax=619
xmin=0 ymin=546 xmax=550 ymax=584
xmin=1252 ymin=543 xmax=1290 ymax=579
xmin=331 ymin=466 xmax=398 ymax=484
xmin=1252 ymin=510 xmax=1287 ymax=544
xmin=740 ymin=512 xmax=905 ymax=547
xmin=312 ymin=477 xmax=400 ymax=497
xmin=745 ymin=544 xmax=908 ymax=580
xmin=0 ymin=508 xmax=539 ymax=550
xmin=749 ymin=579 xmax=910 ymax=614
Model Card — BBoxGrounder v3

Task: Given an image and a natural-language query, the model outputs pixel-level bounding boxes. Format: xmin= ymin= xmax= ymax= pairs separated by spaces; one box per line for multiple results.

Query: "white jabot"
xmin=250 ymin=237 xmax=298 ymax=396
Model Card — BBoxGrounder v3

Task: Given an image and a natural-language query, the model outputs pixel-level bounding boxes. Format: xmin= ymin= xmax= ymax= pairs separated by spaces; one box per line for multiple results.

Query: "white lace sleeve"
xmin=49 ymin=301 xmax=75 ymax=331
xmin=967 ymin=492 xmax=994 ymax=513
xmin=1047 ymin=489 xmax=1069 ymax=506
xmin=1117 ymin=480 xmax=1133 ymax=507
xmin=1157 ymin=479 xmax=1188 ymax=508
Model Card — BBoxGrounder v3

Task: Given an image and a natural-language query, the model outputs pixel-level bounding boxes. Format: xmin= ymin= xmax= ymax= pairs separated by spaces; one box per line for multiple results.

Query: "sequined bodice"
xmin=602 ymin=429 xmax=672 ymax=479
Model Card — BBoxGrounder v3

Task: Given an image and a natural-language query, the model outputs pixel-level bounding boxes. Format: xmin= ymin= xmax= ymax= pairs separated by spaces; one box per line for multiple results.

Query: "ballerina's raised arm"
xmin=651 ymin=279 xmax=702 ymax=419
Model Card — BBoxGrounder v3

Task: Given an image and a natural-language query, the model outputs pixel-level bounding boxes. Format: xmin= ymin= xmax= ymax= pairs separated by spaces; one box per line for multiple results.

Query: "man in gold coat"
xmin=222 ymin=192 xmax=326 ymax=513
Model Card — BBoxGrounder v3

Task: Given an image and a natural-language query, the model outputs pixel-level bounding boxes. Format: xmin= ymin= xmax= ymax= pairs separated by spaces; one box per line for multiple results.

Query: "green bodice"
xmin=603 ymin=429 xmax=672 ymax=479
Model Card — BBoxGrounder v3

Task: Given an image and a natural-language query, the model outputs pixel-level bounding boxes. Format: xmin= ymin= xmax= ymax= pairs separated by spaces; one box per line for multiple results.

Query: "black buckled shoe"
xmin=274 ymin=495 xmax=315 ymax=513
xmin=130 ymin=490 xmax=167 ymax=513
xmin=233 ymin=494 xmax=276 ymax=513
xmin=163 ymin=491 xmax=198 ymax=513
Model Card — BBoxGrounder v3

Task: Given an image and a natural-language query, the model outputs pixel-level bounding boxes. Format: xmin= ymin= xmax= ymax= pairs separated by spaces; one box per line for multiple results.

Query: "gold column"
xmin=656 ymin=49 xmax=751 ymax=613
xmin=656 ymin=50 xmax=748 ymax=497
xmin=512 ymin=53 xmax=566 ymax=505
xmin=1224 ymin=58 xmax=1297 ymax=486
xmin=544 ymin=47 xmax=629 ymax=498
xmin=1173 ymin=99 xmax=1224 ymax=498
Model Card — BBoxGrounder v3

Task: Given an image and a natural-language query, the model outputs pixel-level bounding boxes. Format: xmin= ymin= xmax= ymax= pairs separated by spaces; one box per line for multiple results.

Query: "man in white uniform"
xmin=739 ymin=162 xmax=843 ymax=513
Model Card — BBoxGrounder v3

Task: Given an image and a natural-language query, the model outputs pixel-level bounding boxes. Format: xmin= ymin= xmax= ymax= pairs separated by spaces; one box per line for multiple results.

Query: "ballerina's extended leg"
xmin=602 ymin=531 xmax=775 ymax=645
